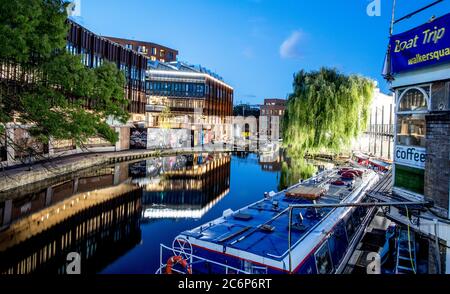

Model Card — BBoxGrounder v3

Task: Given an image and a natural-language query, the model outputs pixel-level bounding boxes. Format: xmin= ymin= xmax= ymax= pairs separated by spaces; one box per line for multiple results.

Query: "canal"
xmin=0 ymin=152 xmax=285 ymax=274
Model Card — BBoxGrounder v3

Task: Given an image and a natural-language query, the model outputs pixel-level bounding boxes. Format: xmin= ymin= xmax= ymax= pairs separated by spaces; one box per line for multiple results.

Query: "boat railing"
xmin=156 ymin=243 xmax=252 ymax=274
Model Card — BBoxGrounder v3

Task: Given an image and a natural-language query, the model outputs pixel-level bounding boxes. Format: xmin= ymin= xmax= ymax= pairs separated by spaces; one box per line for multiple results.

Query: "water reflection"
xmin=259 ymin=149 xmax=282 ymax=172
xmin=0 ymin=183 xmax=142 ymax=274
xmin=137 ymin=154 xmax=231 ymax=219
xmin=278 ymin=150 xmax=334 ymax=190
xmin=0 ymin=153 xmax=231 ymax=274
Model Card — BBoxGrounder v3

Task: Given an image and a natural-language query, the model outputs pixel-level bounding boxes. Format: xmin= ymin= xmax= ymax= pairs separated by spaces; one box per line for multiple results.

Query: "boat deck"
xmin=183 ymin=168 xmax=372 ymax=260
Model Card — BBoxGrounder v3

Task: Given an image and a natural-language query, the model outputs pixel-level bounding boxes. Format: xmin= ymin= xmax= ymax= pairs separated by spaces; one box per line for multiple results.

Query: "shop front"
xmin=393 ymin=85 xmax=429 ymax=198
xmin=386 ymin=12 xmax=450 ymax=211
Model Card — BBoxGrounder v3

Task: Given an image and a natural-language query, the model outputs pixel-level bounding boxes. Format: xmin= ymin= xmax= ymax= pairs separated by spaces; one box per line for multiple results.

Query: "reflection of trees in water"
xmin=278 ymin=157 xmax=317 ymax=191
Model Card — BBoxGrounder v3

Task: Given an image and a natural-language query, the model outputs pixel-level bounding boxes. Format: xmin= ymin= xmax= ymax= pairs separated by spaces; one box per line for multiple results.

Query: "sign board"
xmin=394 ymin=145 xmax=426 ymax=169
xmin=389 ymin=12 xmax=450 ymax=74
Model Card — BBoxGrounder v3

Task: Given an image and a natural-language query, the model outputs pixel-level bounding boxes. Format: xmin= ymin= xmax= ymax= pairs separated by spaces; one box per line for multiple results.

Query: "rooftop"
xmin=104 ymin=36 xmax=178 ymax=55
xmin=147 ymin=60 xmax=233 ymax=89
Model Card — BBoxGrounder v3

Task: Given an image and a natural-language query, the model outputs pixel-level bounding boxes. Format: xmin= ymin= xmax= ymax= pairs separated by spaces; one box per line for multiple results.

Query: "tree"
xmin=0 ymin=0 xmax=129 ymax=155
xmin=283 ymin=67 xmax=374 ymax=157
xmin=160 ymin=106 xmax=173 ymax=129
xmin=279 ymin=159 xmax=317 ymax=190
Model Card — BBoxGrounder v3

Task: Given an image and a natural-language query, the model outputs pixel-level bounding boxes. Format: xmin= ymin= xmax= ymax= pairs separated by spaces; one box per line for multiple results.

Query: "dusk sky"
xmin=73 ymin=0 xmax=450 ymax=105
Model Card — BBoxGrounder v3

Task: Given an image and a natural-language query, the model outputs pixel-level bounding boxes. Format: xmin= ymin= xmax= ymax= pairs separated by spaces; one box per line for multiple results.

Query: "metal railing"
xmin=156 ymin=243 xmax=253 ymax=274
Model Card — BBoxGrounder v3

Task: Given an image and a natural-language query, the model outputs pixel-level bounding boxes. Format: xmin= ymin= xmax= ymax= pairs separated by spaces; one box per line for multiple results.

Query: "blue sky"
xmin=73 ymin=0 xmax=450 ymax=105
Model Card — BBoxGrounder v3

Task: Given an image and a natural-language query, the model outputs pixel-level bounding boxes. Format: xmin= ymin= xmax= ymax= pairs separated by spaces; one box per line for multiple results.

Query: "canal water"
xmin=0 ymin=152 xmax=284 ymax=274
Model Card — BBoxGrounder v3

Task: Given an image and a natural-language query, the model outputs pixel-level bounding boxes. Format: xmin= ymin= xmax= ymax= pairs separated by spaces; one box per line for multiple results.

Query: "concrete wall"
xmin=119 ymin=127 xmax=130 ymax=151
xmin=1 ymin=125 xmax=131 ymax=168
xmin=146 ymin=128 xmax=190 ymax=149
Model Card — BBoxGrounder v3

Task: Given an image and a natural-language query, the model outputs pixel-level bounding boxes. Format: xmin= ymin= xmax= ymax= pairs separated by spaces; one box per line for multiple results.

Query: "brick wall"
xmin=424 ymin=111 xmax=450 ymax=215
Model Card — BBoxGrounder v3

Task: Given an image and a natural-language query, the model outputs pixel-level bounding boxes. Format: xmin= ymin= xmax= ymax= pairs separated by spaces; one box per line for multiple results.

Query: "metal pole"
xmin=394 ymin=0 xmax=444 ymax=24
xmin=289 ymin=200 xmax=429 ymax=210
xmin=434 ymin=219 xmax=442 ymax=274
xmin=288 ymin=207 xmax=293 ymax=274
xmin=375 ymin=107 xmax=378 ymax=155
xmin=389 ymin=0 xmax=397 ymax=35
xmin=381 ymin=105 xmax=385 ymax=157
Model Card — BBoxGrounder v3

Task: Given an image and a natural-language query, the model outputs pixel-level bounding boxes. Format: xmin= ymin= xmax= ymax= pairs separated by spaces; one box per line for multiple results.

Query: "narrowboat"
xmin=157 ymin=166 xmax=380 ymax=274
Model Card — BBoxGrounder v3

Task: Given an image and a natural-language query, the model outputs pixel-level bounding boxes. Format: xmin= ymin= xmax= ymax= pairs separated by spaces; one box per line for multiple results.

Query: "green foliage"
xmin=0 ymin=0 xmax=129 ymax=146
xmin=160 ymin=106 xmax=173 ymax=129
xmin=278 ymin=159 xmax=317 ymax=190
xmin=283 ymin=67 xmax=375 ymax=156
xmin=0 ymin=0 xmax=69 ymax=64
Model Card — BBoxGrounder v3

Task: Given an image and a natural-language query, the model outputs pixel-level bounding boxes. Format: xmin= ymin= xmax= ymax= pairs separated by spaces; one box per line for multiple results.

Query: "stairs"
xmin=395 ymin=229 xmax=417 ymax=274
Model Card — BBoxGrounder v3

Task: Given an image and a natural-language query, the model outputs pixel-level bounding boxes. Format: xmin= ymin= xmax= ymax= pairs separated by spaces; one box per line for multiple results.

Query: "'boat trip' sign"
xmin=394 ymin=145 xmax=426 ymax=169
xmin=389 ymin=12 xmax=450 ymax=74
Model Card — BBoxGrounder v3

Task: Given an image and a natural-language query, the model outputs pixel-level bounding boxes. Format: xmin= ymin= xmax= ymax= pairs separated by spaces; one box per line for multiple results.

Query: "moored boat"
xmin=156 ymin=165 xmax=380 ymax=274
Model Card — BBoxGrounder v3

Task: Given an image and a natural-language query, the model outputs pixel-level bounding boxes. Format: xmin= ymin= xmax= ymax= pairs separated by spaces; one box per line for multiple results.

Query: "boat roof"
xmin=369 ymin=159 xmax=391 ymax=168
xmin=182 ymin=167 xmax=375 ymax=261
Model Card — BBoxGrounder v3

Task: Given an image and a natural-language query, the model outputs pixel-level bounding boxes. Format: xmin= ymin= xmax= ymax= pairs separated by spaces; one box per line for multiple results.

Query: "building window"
xmin=139 ymin=46 xmax=147 ymax=54
xmin=396 ymin=114 xmax=426 ymax=147
xmin=396 ymin=87 xmax=428 ymax=147
xmin=398 ymin=88 xmax=428 ymax=112
xmin=152 ymin=47 xmax=157 ymax=55
xmin=160 ymin=49 xmax=165 ymax=57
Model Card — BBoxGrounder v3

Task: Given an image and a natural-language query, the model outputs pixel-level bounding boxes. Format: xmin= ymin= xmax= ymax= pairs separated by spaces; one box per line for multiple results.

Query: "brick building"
xmin=105 ymin=36 xmax=178 ymax=63
xmin=67 ymin=20 xmax=148 ymax=115
xmin=0 ymin=18 xmax=182 ymax=165
xmin=260 ymin=98 xmax=286 ymax=141
xmin=384 ymin=12 xmax=450 ymax=273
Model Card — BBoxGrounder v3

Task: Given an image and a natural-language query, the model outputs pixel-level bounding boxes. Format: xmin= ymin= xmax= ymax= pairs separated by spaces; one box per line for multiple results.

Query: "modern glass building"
xmin=145 ymin=61 xmax=234 ymax=147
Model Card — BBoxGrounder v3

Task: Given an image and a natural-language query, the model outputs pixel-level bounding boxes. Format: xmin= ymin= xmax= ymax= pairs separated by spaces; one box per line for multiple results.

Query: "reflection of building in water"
xmin=0 ymin=162 xmax=130 ymax=229
xmin=0 ymin=184 xmax=142 ymax=274
xmin=259 ymin=150 xmax=282 ymax=171
xmin=141 ymin=154 xmax=231 ymax=219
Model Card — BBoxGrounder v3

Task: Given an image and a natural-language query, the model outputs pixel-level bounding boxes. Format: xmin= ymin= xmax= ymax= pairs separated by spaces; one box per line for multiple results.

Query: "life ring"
xmin=165 ymin=255 xmax=192 ymax=274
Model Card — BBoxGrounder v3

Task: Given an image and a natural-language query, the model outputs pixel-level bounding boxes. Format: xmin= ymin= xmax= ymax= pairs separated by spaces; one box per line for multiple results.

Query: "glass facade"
xmin=146 ymin=81 xmax=205 ymax=98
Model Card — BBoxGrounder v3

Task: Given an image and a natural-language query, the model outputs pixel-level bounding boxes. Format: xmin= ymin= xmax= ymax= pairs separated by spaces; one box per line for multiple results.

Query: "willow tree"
xmin=283 ymin=67 xmax=375 ymax=157
xmin=0 ymin=0 xmax=129 ymax=153
xmin=279 ymin=159 xmax=317 ymax=190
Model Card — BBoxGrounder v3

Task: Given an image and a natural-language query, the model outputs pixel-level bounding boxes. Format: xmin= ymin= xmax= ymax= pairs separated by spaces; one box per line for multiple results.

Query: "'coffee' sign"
xmin=395 ymin=146 xmax=426 ymax=169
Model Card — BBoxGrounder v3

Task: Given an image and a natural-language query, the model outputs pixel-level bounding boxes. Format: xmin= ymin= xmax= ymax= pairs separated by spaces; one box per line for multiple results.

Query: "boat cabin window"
xmin=315 ymin=241 xmax=333 ymax=274
xmin=353 ymin=206 xmax=366 ymax=226
xmin=345 ymin=212 xmax=356 ymax=241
